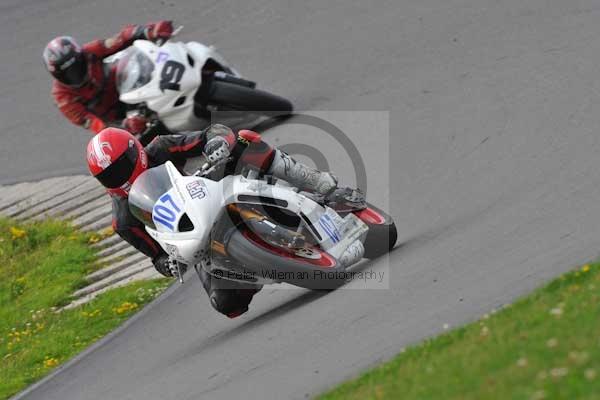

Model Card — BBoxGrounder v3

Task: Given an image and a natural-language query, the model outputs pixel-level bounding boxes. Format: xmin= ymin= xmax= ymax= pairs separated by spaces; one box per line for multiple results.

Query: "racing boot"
xmin=323 ymin=186 xmax=366 ymax=212
xmin=268 ymin=150 xmax=365 ymax=211
xmin=197 ymin=266 xmax=262 ymax=318
xmin=268 ymin=150 xmax=338 ymax=195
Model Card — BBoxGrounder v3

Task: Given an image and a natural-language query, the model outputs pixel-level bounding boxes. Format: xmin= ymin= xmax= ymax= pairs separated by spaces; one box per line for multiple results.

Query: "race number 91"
xmin=159 ymin=60 xmax=185 ymax=92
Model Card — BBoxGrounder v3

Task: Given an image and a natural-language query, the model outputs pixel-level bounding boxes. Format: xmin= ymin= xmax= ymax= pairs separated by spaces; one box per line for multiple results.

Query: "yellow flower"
xmin=99 ymin=227 xmax=114 ymax=238
xmin=82 ymin=309 xmax=101 ymax=318
xmin=581 ymin=264 xmax=591 ymax=273
xmin=113 ymin=302 xmax=139 ymax=314
xmin=88 ymin=235 xmax=100 ymax=244
xmin=9 ymin=226 xmax=27 ymax=240
xmin=43 ymin=357 xmax=59 ymax=368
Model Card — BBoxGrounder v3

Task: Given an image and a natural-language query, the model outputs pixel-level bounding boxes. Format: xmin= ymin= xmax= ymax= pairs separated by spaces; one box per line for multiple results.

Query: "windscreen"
xmin=116 ymin=47 xmax=155 ymax=94
xmin=128 ymin=164 xmax=173 ymax=228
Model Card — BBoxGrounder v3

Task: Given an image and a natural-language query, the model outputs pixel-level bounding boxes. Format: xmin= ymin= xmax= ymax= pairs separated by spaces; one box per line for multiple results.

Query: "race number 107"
xmin=153 ymin=193 xmax=181 ymax=230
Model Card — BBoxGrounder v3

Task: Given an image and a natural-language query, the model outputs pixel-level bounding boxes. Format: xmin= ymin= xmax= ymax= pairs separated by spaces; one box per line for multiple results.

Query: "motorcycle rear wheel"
xmin=352 ymin=205 xmax=398 ymax=259
xmin=209 ymin=81 xmax=293 ymax=113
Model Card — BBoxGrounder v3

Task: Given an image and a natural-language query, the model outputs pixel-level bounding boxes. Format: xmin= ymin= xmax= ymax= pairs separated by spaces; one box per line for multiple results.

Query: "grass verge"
xmin=318 ymin=263 xmax=600 ymax=400
xmin=0 ymin=218 xmax=170 ymax=400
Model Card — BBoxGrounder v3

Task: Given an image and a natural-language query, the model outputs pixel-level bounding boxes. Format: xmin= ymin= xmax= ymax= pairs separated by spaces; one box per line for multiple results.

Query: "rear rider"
xmin=42 ymin=21 xmax=174 ymax=134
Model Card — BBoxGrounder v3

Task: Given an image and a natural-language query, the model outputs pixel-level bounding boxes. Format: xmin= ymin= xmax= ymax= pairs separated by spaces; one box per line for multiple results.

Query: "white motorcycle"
xmin=110 ymin=28 xmax=293 ymax=144
xmin=128 ymin=159 xmax=397 ymax=290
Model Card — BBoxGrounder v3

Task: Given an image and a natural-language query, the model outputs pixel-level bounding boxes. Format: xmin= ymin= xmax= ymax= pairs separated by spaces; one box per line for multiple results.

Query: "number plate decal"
xmin=318 ymin=213 xmax=341 ymax=244
xmin=159 ymin=60 xmax=185 ymax=92
xmin=152 ymin=190 xmax=184 ymax=231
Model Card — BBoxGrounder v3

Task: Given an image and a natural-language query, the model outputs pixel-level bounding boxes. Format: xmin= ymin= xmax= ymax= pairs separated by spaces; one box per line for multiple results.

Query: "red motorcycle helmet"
xmin=86 ymin=128 xmax=148 ymax=197
xmin=42 ymin=36 xmax=88 ymax=87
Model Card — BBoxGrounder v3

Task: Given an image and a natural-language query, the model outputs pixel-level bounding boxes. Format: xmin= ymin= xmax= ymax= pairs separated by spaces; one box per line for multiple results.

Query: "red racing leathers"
xmin=51 ymin=23 xmax=170 ymax=134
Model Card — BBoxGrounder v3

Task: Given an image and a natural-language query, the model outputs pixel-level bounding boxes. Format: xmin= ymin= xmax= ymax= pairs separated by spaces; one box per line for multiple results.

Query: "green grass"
xmin=319 ymin=263 xmax=600 ymax=400
xmin=0 ymin=218 xmax=170 ymax=400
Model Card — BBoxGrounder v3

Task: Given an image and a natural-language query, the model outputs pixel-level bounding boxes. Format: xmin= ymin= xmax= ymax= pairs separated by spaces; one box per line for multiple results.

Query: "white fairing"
xmin=116 ymin=40 xmax=241 ymax=131
xmin=138 ymin=162 xmax=368 ymax=268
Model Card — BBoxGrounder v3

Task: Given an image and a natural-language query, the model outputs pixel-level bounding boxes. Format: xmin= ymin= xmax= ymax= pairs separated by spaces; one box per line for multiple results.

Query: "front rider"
xmin=86 ymin=124 xmax=352 ymax=318
xmin=42 ymin=21 xmax=174 ymax=134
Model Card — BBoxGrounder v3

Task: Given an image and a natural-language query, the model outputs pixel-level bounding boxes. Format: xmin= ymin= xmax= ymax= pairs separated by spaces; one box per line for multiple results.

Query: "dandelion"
xmin=88 ymin=235 xmax=100 ymax=244
xmin=43 ymin=357 xmax=59 ymax=368
xmin=546 ymin=338 xmax=558 ymax=348
xmin=550 ymin=367 xmax=568 ymax=378
xmin=9 ymin=226 xmax=26 ymax=239
xmin=582 ymin=264 xmax=591 ymax=273
xmin=480 ymin=326 xmax=490 ymax=337
xmin=584 ymin=369 xmax=596 ymax=380
xmin=99 ymin=227 xmax=114 ymax=237
xmin=517 ymin=357 xmax=528 ymax=367
xmin=113 ymin=302 xmax=139 ymax=314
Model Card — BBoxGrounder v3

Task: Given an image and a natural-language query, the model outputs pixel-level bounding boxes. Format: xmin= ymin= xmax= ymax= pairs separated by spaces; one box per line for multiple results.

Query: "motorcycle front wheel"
xmin=225 ymin=229 xmax=347 ymax=290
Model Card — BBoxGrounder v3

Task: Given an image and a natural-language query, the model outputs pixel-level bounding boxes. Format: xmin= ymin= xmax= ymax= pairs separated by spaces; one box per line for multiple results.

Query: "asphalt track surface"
xmin=5 ymin=0 xmax=600 ymax=399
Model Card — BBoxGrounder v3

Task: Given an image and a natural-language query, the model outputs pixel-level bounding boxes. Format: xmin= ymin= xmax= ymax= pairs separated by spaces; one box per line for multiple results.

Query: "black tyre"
xmin=209 ymin=81 xmax=293 ymax=113
xmin=352 ymin=205 xmax=398 ymax=259
xmin=225 ymin=229 xmax=346 ymax=290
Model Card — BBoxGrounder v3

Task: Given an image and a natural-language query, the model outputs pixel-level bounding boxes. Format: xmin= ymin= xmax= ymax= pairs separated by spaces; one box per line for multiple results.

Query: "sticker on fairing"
xmin=156 ymin=51 xmax=169 ymax=63
xmin=186 ymin=180 xmax=208 ymax=200
xmin=152 ymin=190 xmax=184 ymax=231
xmin=318 ymin=213 xmax=341 ymax=243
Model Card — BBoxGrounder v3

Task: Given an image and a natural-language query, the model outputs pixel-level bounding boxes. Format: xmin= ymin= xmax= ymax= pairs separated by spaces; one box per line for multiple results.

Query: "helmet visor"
xmin=95 ymin=145 xmax=139 ymax=189
xmin=56 ymin=54 xmax=87 ymax=86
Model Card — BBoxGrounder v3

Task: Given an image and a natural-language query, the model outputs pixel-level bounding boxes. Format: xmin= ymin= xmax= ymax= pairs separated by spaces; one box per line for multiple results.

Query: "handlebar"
xmin=194 ymin=156 xmax=232 ymax=178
